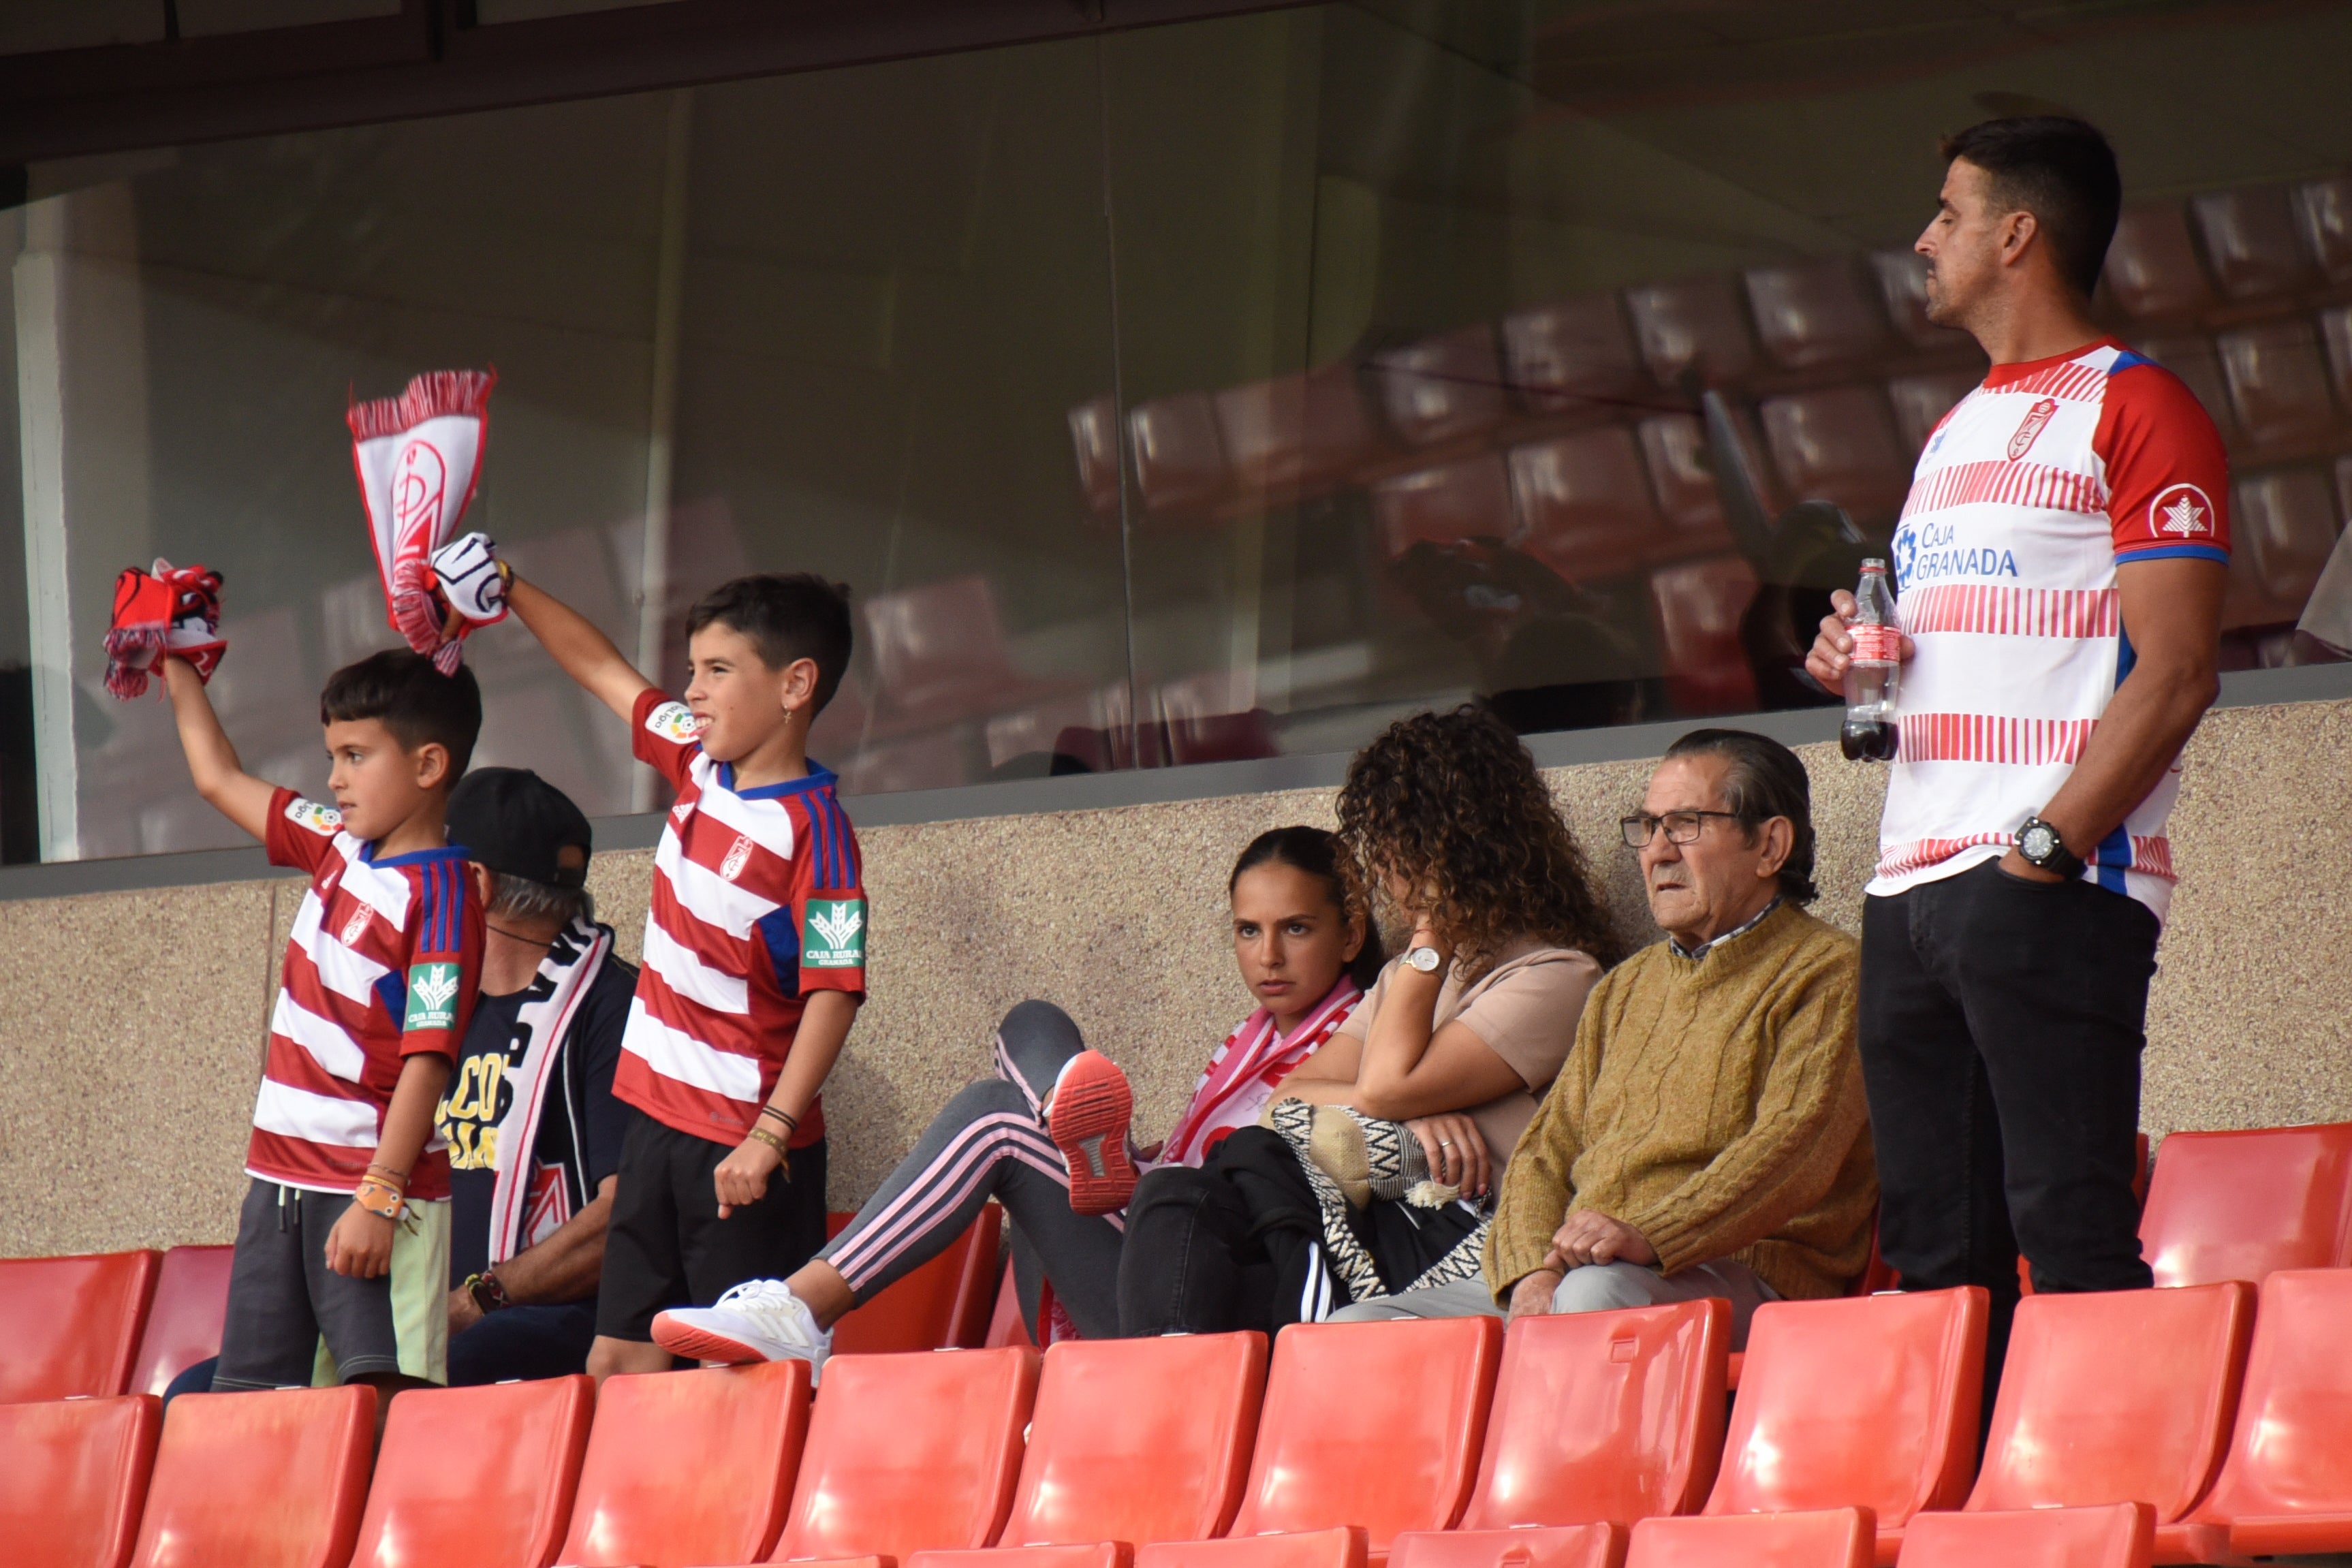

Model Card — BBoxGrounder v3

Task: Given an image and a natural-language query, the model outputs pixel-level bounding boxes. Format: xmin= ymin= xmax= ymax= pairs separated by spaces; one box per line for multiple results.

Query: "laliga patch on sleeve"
xmin=644 ymin=700 xmax=703 ymax=746
xmin=285 ymin=796 xmax=343 ymax=837
xmin=405 ymin=961 xmax=462 ymax=1031
xmin=802 ymin=898 xmax=866 ymax=969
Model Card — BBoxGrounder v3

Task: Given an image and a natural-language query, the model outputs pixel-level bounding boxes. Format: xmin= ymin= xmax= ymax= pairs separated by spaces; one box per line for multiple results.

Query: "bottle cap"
xmin=1862 ymin=558 xmax=1887 ymax=571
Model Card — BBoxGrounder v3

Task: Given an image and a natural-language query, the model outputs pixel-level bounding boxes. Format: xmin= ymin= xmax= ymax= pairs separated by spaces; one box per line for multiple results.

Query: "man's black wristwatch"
xmin=2015 ymin=816 xmax=2085 ymax=880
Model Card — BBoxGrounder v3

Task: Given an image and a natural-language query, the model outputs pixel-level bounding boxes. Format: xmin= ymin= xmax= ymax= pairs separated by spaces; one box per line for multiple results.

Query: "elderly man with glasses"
xmin=1331 ymin=728 xmax=1877 ymax=1345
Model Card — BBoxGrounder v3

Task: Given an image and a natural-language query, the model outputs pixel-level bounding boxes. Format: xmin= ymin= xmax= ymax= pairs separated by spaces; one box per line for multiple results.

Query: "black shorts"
xmin=595 ymin=1108 xmax=829 ymax=1343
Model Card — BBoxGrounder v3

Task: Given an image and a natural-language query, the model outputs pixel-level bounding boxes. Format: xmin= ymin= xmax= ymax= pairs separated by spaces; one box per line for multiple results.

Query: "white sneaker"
xmin=651 ymin=1279 xmax=832 ymax=1377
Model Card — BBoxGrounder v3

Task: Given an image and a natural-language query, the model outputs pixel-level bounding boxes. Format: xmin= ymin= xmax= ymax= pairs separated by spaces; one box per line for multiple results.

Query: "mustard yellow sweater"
xmin=1485 ymin=902 xmax=1878 ymax=1305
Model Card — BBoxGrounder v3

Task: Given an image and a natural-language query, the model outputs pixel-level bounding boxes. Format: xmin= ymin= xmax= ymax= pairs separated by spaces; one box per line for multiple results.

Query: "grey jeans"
xmin=1327 ymin=1257 xmax=1782 ymax=1348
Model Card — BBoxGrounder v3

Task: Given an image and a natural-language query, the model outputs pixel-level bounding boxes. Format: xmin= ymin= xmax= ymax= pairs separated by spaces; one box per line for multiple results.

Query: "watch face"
xmin=2020 ymin=822 xmax=2056 ymax=861
xmin=1406 ymin=946 xmax=1442 ymax=972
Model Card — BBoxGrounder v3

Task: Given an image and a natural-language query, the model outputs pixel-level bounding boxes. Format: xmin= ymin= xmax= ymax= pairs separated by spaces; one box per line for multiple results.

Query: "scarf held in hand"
xmin=349 ymin=369 xmax=497 ymax=674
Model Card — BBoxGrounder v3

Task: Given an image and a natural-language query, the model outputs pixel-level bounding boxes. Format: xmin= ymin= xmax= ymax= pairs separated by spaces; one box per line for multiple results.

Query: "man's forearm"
xmin=2040 ymin=657 xmax=2217 ymax=853
xmin=490 ymin=1185 xmax=614 ymax=1304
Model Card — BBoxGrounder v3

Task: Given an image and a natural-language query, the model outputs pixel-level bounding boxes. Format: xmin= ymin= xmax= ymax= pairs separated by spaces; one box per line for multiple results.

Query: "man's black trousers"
xmin=1860 ymin=860 xmax=2159 ymax=1400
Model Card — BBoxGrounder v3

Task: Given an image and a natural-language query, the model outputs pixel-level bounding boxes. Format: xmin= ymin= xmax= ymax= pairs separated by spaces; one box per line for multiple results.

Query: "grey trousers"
xmin=1327 ymin=1257 xmax=1782 ymax=1349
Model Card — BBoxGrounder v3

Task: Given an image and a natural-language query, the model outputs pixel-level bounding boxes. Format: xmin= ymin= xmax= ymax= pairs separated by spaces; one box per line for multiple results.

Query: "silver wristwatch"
xmin=1404 ymin=945 xmax=1443 ymax=973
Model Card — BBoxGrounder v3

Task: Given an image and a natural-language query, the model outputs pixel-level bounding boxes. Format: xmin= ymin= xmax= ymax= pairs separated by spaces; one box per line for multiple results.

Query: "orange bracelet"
xmin=352 ymin=1177 xmax=408 ymax=1220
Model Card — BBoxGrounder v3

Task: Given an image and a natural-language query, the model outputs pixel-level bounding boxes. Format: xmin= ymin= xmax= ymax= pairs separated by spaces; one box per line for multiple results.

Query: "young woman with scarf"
xmin=650 ymin=825 xmax=1383 ymax=1368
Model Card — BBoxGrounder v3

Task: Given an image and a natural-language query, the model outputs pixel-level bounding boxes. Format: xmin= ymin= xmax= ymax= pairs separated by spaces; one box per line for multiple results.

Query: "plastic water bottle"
xmin=1839 ymin=559 xmax=1902 ymax=762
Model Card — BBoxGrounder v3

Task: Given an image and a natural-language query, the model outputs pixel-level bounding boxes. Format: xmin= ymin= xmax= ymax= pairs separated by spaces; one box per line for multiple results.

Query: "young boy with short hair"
xmin=163 ymin=644 xmax=485 ymax=1401
xmin=497 ymin=566 xmax=866 ymax=1380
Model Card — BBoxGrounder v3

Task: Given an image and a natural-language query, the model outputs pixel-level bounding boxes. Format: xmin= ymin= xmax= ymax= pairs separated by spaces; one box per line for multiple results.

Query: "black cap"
xmin=448 ymin=768 xmax=593 ymax=890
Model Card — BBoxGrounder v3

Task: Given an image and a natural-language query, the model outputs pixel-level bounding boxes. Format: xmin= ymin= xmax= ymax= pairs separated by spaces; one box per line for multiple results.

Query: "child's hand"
xmin=715 ymin=1136 xmax=785 ymax=1218
xmin=326 ymin=1204 xmax=397 ymax=1278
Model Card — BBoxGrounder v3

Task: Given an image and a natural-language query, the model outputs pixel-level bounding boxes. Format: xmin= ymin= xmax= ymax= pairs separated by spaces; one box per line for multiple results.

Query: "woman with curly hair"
xmin=1117 ymin=706 xmax=1617 ymax=1336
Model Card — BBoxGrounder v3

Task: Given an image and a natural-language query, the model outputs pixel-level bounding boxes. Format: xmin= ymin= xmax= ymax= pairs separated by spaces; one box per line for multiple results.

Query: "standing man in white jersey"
xmin=1807 ymin=117 xmax=2229 ymax=1396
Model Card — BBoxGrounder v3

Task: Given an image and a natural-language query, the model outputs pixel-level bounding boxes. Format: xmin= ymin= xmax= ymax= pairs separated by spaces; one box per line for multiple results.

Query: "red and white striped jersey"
xmin=616 ymin=688 xmax=867 ymax=1147
xmin=1872 ymin=339 xmax=2231 ymax=920
xmin=253 ymin=788 xmax=481 ymax=1196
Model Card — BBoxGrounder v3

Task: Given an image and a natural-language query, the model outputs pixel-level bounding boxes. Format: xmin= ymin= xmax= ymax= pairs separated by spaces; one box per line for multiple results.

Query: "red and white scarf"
xmin=348 ymin=369 xmax=497 ymax=674
xmin=1158 ymin=976 xmax=1362 ymax=1169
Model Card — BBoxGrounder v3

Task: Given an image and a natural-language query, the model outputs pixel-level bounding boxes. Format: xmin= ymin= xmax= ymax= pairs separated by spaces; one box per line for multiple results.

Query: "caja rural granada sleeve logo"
xmin=803 ymin=898 xmax=866 ymax=969
xmin=405 ymin=962 xmax=463 ymax=1030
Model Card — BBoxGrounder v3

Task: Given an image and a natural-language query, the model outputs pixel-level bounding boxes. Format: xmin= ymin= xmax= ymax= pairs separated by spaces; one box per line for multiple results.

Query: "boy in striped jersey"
xmin=500 ymin=567 xmax=864 ymax=1381
xmin=162 ymin=645 xmax=484 ymax=1408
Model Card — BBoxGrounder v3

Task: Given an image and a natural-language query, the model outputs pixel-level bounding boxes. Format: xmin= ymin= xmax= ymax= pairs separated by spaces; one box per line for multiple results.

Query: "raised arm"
xmin=163 ymin=656 xmax=277 ymax=841
xmin=507 ymin=576 xmax=657 ymax=724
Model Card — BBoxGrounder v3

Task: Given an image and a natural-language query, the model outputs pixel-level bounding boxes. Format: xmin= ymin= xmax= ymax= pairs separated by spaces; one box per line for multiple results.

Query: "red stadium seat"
xmin=1625 ymin=277 xmax=1757 ymax=388
xmin=984 ymin=1257 xmax=1035 ymax=1348
xmin=1745 ymin=259 xmax=1891 ymax=370
xmin=2229 ymin=469 xmax=2343 ymax=624
xmin=2138 ymin=1123 xmax=2352 ymax=1287
xmin=131 ymin=1243 xmax=234 ymax=1398
xmin=1758 ymin=386 xmax=1911 ymax=522
xmin=1070 ymin=396 xmax=1124 ymax=520
xmin=984 ymin=1332 xmax=1266 ymax=1548
xmin=1503 ymin=295 xmax=1644 ymax=415
xmin=1964 ymin=1284 xmax=2251 ymax=1552
xmin=2193 ymin=187 xmax=2319 ymax=300
xmin=1371 ymin=328 xmax=1510 ymax=448
xmin=559 ymin=1361 xmax=809 ymax=1567
xmin=2295 ymin=176 xmax=2352 ymax=282
xmin=1631 ymin=1508 xmax=1874 ymax=1568
xmin=1456 ymin=1300 xmax=1728 ymax=1531
xmin=351 ymin=1374 xmax=592 ymax=1568
xmin=1649 ymin=556 xmax=1759 ymax=717
xmin=1886 ymin=372 xmax=1981 ymax=459
xmin=1509 ymin=428 xmax=1663 ymax=582
xmin=825 ymin=1204 xmax=1004 ymax=1354
xmin=766 ymin=1347 xmax=1039 ymax=1563
xmin=1899 ymin=1503 xmax=2152 ymax=1568
xmin=0 ymin=1249 xmax=159 ymax=1403
xmin=0 ymin=1394 xmax=159 ymax=1568
xmin=1129 ymin=394 xmax=1231 ymax=516
xmin=2173 ymin=1268 xmax=2352 ymax=1561
xmin=1137 ymin=1526 xmax=1367 ymax=1568
xmin=920 ymin=1548 xmax=1132 ymax=1568
xmin=1372 ymin=454 xmax=1519 ymax=557
xmin=1388 ymin=1524 xmax=1622 ymax=1568
xmin=1214 ymin=364 xmax=1381 ymax=497
xmin=130 ymin=1385 xmax=374 ymax=1568
xmin=1222 ymin=1317 xmax=1501 ymax=1557
xmin=2216 ymin=319 xmax=2340 ymax=449
xmin=1705 ymin=1288 xmax=1988 ymax=1567
xmin=2102 ymin=205 xmax=2215 ymax=320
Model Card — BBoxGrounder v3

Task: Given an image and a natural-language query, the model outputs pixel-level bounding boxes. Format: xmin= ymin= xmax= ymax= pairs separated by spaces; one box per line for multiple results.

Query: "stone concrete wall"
xmin=2 ymin=699 xmax=2345 ymax=1257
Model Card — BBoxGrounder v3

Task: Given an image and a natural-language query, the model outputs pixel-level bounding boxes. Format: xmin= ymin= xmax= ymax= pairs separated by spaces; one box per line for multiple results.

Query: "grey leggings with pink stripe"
xmin=818 ymin=999 xmax=1127 ymax=1338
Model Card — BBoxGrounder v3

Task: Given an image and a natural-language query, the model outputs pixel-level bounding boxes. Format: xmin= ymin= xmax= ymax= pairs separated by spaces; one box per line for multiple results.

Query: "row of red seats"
xmin=12 ymin=1266 xmax=2352 ymax=1568
xmin=0 ymin=1206 xmax=1003 ymax=1407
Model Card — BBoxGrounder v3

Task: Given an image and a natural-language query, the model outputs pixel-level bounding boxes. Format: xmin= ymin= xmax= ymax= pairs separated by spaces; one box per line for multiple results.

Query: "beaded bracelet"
xmin=745 ymin=1124 xmax=795 ymax=1176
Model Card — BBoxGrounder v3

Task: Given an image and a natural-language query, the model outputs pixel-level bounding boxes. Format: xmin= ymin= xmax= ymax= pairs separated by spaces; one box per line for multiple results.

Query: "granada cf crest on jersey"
xmin=341 ymin=905 xmax=373 ymax=945
xmin=2007 ymin=396 xmax=2058 ymax=460
xmin=720 ymin=833 xmax=754 ymax=882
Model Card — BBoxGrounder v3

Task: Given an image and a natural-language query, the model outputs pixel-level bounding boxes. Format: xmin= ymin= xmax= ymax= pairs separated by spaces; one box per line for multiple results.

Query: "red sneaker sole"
xmin=1050 ymin=1051 xmax=1137 ymax=1217
xmin=650 ymin=1315 xmax=768 ymax=1364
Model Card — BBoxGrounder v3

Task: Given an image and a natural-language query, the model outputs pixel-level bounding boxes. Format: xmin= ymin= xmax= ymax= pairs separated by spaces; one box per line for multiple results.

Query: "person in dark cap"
xmin=428 ymin=766 xmax=640 ymax=1383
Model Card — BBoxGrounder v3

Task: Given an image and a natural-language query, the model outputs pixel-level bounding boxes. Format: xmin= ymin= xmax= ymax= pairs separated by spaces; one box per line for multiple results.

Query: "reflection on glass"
xmin=3 ymin=0 xmax=2350 ymax=862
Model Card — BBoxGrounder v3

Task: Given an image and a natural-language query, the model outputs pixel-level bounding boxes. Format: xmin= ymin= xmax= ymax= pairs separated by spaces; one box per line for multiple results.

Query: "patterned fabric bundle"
xmin=348 ymin=369 xmax=498 ymax=674
xmin=1264 ymin=1097 xmax=1488 ymax=1306
xmin=104 ymin=559 xmax=225 ymax=699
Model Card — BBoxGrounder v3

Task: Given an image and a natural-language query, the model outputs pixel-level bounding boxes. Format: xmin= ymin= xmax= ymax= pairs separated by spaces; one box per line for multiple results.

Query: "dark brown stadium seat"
xmin=1509 ymin=428 xmax=1661 ymax=581
xmin=2216 ymin=319 xmax=2340 ymax=449
xmin=0 ymin=1394 xmax=158 ymax=1568
xmin=2231 ymin=468 xmax=2343 ymax=620
xmin=2103 ymin=204 xmax=2215 ymax=320
xmin=863 ymin=576 xmax=1078 ymax=734
xmin=1372 ymin=453 xmax=1519 ymax=557
xmin=2294 ymin=176 xmax=2352 ymax=283
xmin=129 ymin=1243 xmax=232 ymax=1399
xmin=1758 ymin=386 xmax=1911 ymax=521
xmin=1069 ymin=396 xmax=1123 ymax=520
xmin=1214 ymin=364 xmax=1381 ymax=497
xmin=1635 ymin=415 xmax=1740 ymax=539
xmin=1503 ymin=295 xmax=1645 ymax=415
xmin=2193 ymin=186 xmax=2319 ymax=300
xmin=0 ymin=1250 xmax=159 ymax=1404
xmin=2319 ymin=306 xmax=2352 ymax=410
xmin=1625 ymin=277 xmax=1757 ymax=387
xmin=1371 ymin=327 xmax=1510 ymax=448
xmin=1649 ymin=556 xmax=1759 ymax=717
xmin=1129 ymin=393 xmax=1231 ymax=516
xmin=2170 ymin=1268 xmax=2352 ymax=1561
xmin=1746 ymin=258 xmax=1891 ymax=370
xmin=1887 ymin=371 xmax=1982 ymax=458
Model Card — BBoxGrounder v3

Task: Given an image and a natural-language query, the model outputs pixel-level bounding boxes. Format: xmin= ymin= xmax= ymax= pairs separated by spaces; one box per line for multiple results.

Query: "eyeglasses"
xmin=1619 ymin=810 xmax=1742 ymax=848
